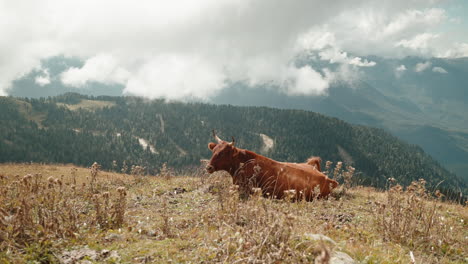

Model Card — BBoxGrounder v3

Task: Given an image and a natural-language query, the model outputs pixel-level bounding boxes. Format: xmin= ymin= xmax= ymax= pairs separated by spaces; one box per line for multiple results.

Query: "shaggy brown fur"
xmin=306 ymin=156 xmax=322 ymax=172
xmin=206 ymin=139 xmax=338 ymax=201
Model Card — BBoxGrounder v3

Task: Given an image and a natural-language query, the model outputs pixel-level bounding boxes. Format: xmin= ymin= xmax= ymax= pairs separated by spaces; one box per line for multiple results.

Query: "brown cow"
xmin=306 ymin=156 xmax=322 ymax=171
xmin=206 ymin=131 xmax=338 ymax=201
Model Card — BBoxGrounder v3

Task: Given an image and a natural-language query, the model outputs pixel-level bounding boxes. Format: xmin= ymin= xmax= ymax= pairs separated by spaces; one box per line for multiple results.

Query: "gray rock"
xmin=59 ymin=246 xmax=121 ymax=264
xmin=104 ymin=233 xmax=123 ymax=242
xmin=59 ymin=247 xmax=99 ymax=264
xmin=303 ymin=234 xmax=355 ymax=264
xmin=304 ymin=233 xmax=337 ymax=245
xmin=134 ymin=256 xmax=153 ymax=263
xmin=147 ymin=229 xmax=158 ymax=237
xmin=104 ymin=250 xmax=121 ymax=262
xmin=330 ymin=251 xmax=355 ymax=264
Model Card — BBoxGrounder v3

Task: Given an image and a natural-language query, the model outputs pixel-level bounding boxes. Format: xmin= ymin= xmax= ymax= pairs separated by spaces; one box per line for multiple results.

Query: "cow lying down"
xmin=206 ymin=131 xmax=338 ymax=201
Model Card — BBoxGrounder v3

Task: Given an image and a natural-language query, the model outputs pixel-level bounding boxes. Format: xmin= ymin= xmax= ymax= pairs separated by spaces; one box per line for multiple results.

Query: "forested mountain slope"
xmin=9 ymin=56 xmax=468 ymax=183
xmin=0 ymin=94 xmax=465 ymax=196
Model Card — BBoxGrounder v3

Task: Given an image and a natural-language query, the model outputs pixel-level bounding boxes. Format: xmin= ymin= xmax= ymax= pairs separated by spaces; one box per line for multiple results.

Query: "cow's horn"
xmin=212 ymin=130 xmax=223 ymax=143
xmin=230 ymin=136 xmax=235 ymax=147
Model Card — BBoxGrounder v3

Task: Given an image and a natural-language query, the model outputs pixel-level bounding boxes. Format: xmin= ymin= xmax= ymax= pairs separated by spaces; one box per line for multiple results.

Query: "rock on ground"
xmin=304 ymin=233 xmax=355 ymax=264
xmin=331 ymin=251 xmax=355 ymax=264
xmin=59 ymin=247 xmax=120 ymax=264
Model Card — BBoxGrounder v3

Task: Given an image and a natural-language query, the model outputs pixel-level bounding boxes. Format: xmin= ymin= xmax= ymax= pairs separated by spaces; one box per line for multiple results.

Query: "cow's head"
xmin=206 ymin=130 xmax=239 ymax=174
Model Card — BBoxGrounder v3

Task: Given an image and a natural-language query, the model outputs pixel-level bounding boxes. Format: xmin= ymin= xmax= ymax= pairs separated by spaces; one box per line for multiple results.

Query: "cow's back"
xmin=235 ymin=159 xmax=336 ymax=200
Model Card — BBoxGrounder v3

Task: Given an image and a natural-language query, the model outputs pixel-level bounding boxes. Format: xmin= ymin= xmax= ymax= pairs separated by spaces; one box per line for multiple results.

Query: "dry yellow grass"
xmin=0 ymin=163 xmax=466 ymax=263
xmin=12 ymin=99 xmax=47 ymax=127
xmin=57 ymin=99 xmax=116 ymax=111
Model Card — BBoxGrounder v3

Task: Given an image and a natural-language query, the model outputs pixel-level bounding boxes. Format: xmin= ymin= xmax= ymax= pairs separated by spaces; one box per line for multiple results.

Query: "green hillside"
xmin=0 ymin=93 xmax=465 ymax=197
xmin=9 ymin=56 xmax=468 ymax=183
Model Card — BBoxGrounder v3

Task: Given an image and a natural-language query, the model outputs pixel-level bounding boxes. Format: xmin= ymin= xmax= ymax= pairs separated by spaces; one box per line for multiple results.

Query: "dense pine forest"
xmin=0 ymin=93 xmax=465 ymax=197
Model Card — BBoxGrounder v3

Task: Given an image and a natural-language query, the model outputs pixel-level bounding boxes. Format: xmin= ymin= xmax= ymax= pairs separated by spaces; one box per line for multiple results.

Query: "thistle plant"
xmin=90 ymin=162 xmax=101 ymax=192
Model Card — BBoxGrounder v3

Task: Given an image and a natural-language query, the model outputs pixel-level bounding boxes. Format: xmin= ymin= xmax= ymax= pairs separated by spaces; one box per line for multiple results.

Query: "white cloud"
xmin=296 ymin=29 xmax=336 ymax=51
xmin=348 ymin=57 xmax=377 ymax=67
xmin=282 ymin=66 xmax=331 ymax=96
xmin=415 ymin=61 xmax=432 ymax=72
xmin=432 ymin=66 xmax=448 ymax=73
xmin=438 ymin=43 xmax=468 ymax=58
xmin=382 ymin=8 xmax=445 ymax=38
xmin=35 ymin=69 xmax=51 ymax=86
xmin=61 ymin=54 xmax=130 ymax=87
xmin=124 ymin=54 xmax=226 ymax=100
xmin=316 ymin=46 xmax=376 ymax=67
xmin=318 ymin=7 xmax=449 ymax=58
xmin=396 ymin=65 xmax=407 ymax=72
xmin=0 ymin=0 xmax=466 ymax=98
xmin=395 ymin=64 xmax=407 ymax=77
xmin=319 ymin=48 xmax=348 ymax=64
xmin=35 ymin=76 xmax=50 ymax=86
xmin=396 ymin=33 xmax=439 ymax=54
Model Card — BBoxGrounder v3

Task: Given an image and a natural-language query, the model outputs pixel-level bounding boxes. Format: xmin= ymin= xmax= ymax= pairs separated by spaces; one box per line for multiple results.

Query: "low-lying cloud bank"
xmin=1 ymin=0 xmax=467 ymax=99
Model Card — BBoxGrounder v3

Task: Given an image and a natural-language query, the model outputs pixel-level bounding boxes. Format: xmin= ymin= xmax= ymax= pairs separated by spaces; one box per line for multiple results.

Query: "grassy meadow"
xmin=0 ymin=163 xmax=466 ymax=263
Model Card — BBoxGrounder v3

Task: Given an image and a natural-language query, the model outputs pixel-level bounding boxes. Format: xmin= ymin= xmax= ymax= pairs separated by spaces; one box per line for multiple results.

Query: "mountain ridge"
xmin=0 ymin=94 xmax=465 ymax=199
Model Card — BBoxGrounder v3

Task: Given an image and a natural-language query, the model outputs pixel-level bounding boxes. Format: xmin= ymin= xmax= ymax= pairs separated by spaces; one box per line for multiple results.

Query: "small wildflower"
xmin=409 ymin=251 xmax=415 ymax=263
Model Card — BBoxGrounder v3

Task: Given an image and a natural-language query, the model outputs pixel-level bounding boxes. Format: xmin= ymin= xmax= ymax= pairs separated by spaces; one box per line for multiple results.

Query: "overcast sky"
xmin=1 ymin=0 xmax=467 ymax=99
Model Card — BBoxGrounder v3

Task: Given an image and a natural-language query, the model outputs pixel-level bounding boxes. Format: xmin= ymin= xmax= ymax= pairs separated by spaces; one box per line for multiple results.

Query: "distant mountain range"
xmin=7 ymin=56 xmax=468 ymax=182
xmin=212 ymin=56 xmax=468 ymax=182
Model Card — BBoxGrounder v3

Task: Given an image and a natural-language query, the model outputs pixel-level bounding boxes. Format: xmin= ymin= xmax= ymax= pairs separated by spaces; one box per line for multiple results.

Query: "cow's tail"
xmin=306 ymin=156 xmax=322 ymax=172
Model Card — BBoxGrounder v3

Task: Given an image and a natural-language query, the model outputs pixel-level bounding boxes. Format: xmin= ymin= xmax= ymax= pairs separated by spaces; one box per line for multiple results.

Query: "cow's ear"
xmin=233 ymin=149 xmax=245 ymax=157
xmin=208 ymin=142 xmax=217 ymax=151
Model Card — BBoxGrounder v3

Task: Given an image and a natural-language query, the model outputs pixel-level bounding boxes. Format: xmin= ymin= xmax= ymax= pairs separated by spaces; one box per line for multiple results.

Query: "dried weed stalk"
xmin=90 ymin=162 xmax=101 ymax=192
xmin=376 ymin=178 xmax=463 ymax=258
xmin=201 ymin=177 xmax=332 ymax=263
xmin=0 ymin=164 xmax=127 ymax=254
